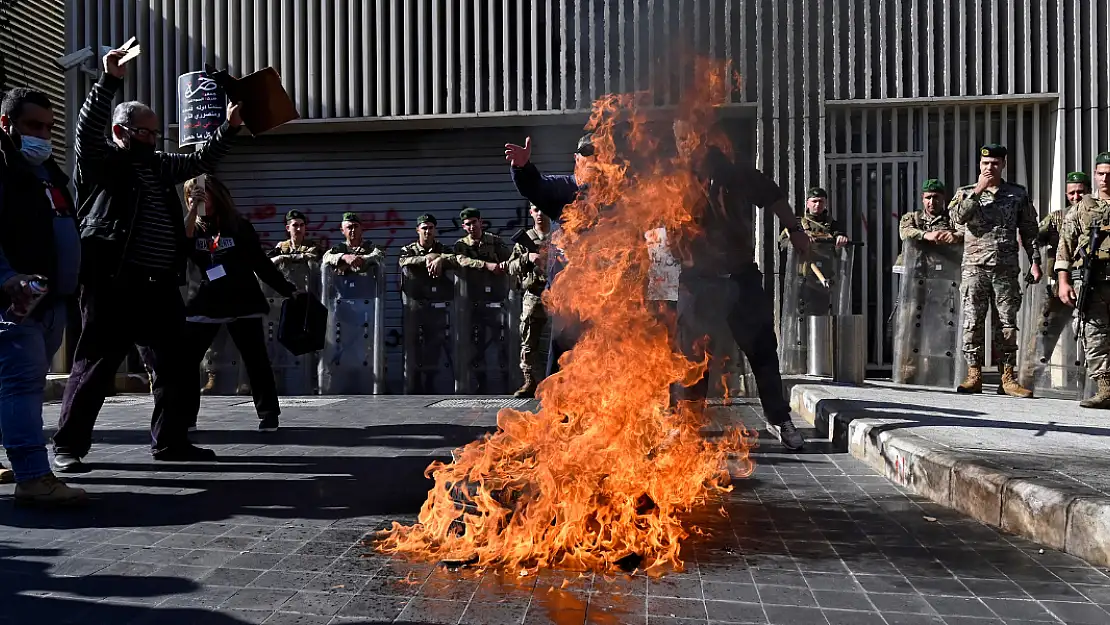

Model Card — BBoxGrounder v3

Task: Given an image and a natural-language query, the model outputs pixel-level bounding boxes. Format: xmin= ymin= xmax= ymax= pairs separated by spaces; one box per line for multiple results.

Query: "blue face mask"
xmin=18 ymin=135 xmax=52 ymax=166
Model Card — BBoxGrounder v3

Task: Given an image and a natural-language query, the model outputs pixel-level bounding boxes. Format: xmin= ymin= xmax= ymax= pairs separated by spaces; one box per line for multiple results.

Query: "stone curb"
xmin=790 ymin=383 xmax=1110 ymax=568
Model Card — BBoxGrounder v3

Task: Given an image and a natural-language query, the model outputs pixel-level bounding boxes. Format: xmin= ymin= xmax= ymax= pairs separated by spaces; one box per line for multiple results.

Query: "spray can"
xmin=5 ymin=277 xmax=49 ymax=324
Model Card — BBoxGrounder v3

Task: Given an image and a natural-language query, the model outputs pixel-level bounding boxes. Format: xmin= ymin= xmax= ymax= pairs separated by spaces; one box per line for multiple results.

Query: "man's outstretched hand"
xmin=505 ymin=137 xmax=532 ymax=168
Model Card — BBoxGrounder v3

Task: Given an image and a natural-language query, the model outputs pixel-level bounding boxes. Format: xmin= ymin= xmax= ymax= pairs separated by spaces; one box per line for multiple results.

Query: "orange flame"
xmin=376 ymin=57 xmax=753 ymax=576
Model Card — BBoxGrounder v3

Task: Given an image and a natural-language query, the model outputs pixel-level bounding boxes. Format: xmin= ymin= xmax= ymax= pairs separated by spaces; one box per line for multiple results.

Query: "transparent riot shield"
xmin=200 ymin=324 xmax=250 ymax=395
xmin=891 ymin=240 xmax=964 ymax=388
xmin=401 ymin=264 xmax=457 ymax=394
xmin=454 ymin=269 xmax=522 ymax=395
xmin=778 ymin=243 xmax=855 ymax=375
xmin=261 ymin=258 xmax=321 ymax=395
xmin=1018 ymin=279 xmax=1083 ymax=399
xmin=318 ymin=261 xmax=386 ymax=394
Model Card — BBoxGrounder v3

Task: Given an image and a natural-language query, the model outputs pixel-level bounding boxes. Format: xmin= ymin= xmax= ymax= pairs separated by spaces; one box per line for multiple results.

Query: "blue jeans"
xmin=0 ymin=301 xmax=66 ymax=481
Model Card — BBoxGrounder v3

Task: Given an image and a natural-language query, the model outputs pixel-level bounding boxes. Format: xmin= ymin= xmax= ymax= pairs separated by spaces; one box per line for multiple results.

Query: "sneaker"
xmin=52 ymin=453 xmax=90 ymax=474
xmin=769 ymin=421 xmax=806 ymax=451
xmin=152 ymin=444 xmax=217 ymax=462
xmin=14 ymin=474 xmax=88 ymax=507
xmin=258 ymin=415 xmax=279 ymax=432
xmin=0 ymin=464 xmax=13 ymax=485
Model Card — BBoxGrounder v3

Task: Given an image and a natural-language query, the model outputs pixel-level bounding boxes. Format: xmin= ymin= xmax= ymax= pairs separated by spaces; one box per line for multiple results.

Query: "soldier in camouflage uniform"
xmin=399 ymin=214 xmax=457 ymax=393
xmin=453 ymin=207 xmax=513 ymax=393
xmin=1022 ymin=172 xmax=1091 ymax=373
xmin=267 ymin=209 xmax=321 ymax=269
xmin=778 ymin=187 xmax=849 ymax=250
xmin=890 ymin=179 xmax=965 ymax=378
xmin=398 ymin=213 xmax=456 ymax=276
xmin=505 ymin=205 xmax=555 ymax=398
xmin=951 ymin=144 xmax=1042 ymax=396
xmin=1056 ymin=153 xmax=1110 ymax=407
xmin=322 ymin=212 xmax=385 ymax=274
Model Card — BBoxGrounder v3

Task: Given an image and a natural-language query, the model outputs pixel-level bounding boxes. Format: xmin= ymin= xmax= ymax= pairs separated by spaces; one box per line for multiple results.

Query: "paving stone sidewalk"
xmin=0 ymin=395 xmax=1105 ymax=624
xmin=789 ymin=379 xmax=1110 ymax=572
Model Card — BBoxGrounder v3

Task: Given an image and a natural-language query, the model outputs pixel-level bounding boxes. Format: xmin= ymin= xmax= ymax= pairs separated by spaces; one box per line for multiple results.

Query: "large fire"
xmin=376 ymin=58 xmax=752 ymax=576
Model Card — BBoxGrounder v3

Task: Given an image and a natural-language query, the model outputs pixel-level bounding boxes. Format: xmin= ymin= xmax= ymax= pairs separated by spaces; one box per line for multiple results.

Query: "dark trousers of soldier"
xmin=1080 ymin=284 xmax=1110 ymax=380
xmin=55 ymin=274 xmax=192 ymax=456
xmin=520 ymin=293 xmax=548 ymax=377
xmin=961 ymin=267 xmax=1023 ymax=367
xmin=674 ymin=264 xmax=791 ymax=424
xmin=180 ymin=318 xmax=280 ymax=426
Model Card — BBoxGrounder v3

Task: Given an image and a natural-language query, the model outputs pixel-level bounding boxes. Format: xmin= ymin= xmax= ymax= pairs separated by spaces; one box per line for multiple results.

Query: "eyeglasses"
xmin=125 ymin=125 xmax=164 ymax=140
xmin=575 ymin=144 xmax=595 ymax=158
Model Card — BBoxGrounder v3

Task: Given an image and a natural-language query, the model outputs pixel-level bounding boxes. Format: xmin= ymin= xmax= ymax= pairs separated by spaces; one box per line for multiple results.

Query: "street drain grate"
xmin=232 ymin=397 xmax=349 ymax=407
xmin=427 ymin=398 xmax=533 ymax=409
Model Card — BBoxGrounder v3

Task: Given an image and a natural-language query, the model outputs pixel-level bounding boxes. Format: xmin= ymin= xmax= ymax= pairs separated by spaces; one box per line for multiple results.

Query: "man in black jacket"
xmin=0 ymin=87 xmax=88 ymax=505
xmin=52 ymin=48 xmax=243 ymax=470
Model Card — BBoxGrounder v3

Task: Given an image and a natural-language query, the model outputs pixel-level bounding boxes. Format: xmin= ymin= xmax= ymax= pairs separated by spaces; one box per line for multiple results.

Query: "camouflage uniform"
xmin=398 ymin=240 xmax=456 ymax=269
xmin=504 ymin=228 xmax=553 ymax=386
xmin=267 ymin=239 xmax=321 ymax=291
xmin=322 ymin=241 xmax=385 ymax=274
xmin=453 ymin=232 xmax=514 ymax=393
xmin=1056 ymin=195 xmax=1110 ymax=399
xmin=950 ymin=181 xmax=1040 ymax=370
xmin=452 ymin=233 xmax=513 ymax=267
xmin=895 ymin=209 xmax=962 ymax=266
xmin=1025 ymin=207 xmax=1077 ymax=367
xmin=777 ymin=212 xmax=843 ymax=249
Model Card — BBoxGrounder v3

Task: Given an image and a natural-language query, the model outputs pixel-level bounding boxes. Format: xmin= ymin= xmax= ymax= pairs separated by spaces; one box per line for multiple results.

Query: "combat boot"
xmin=200 ymin=372 xmax=217 ymax=395
xmin=998 ymin=365 xmax=1033 ymax=398
xmin=1080 ymin=378 xmax=1110 ymax=409
xmin=514 ymin=373 xmax=537 ymax=399
xmin=956 ymin=366 xmax=982 ymax=394
xmin=14 ymin=474 xmax=88 ymax=507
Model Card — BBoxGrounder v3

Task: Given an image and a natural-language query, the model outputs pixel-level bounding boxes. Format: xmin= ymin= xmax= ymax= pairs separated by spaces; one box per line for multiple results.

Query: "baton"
xmin=806 ymin=263 xmax=831 ymax=289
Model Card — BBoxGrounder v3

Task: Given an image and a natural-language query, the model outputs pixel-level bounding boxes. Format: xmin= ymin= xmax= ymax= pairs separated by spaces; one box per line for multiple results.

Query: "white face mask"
xmin=19 ymin=135 xmax=52 ymax=165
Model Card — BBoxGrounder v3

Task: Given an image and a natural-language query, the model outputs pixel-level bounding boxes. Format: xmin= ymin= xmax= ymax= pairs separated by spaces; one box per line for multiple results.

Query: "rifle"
xmin=1074 ymin=222 xmax=1106 ymax=335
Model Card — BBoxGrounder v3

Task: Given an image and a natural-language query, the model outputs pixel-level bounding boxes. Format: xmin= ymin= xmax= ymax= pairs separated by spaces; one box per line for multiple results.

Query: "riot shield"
xmin=891 ymin=240 xmax=964 ymax=388
xmin=778 ymin=242 xmax=855 ymax=375
xmin=200 ymin=324 xmax=250 ymax=394
xmin=401 ymin=264 xmax=457 ymax=394
xmin=1018 ymin=279 xmax=1083 ymax=399
xmin=318 ymin=261 xmax=386 ymax=394
xmin=454 ymin=269 xmax=522 ymax=395
xmin=261 ymin=258 xmax=321 ymax=395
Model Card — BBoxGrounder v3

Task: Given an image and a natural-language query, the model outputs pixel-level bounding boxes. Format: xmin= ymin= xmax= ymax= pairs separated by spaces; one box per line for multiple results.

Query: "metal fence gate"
xmin=826 ymin=155 xmax=923 ymax=371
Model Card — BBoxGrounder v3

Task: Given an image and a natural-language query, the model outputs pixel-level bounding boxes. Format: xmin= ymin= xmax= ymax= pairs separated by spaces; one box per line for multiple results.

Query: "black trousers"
xmin=675 ymin=264 xmax=791 ymax=425
xmin=180 ymin=318 xmax=280 ymax=425
xmin=55 ymin=274 xmax=192 ymax=456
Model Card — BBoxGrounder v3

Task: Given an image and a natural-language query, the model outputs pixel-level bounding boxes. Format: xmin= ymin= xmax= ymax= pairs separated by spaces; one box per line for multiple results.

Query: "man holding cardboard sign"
xmin=52 ymin=47 xmax=243 ymax=471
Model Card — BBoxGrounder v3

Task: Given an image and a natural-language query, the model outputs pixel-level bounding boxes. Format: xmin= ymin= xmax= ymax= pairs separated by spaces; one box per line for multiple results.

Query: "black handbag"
xmin=278 ymin=293 xmax=327 ymax=355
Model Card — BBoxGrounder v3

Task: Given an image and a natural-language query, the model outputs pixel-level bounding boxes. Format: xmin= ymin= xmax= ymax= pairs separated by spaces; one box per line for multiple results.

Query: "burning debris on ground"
xmin=374 ymin=57 xmax=755 ymax=577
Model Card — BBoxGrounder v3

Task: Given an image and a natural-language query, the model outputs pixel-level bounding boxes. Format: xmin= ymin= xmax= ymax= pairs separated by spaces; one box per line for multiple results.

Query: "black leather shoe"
xmin=52 ymin=453 xmax=90 ymax=473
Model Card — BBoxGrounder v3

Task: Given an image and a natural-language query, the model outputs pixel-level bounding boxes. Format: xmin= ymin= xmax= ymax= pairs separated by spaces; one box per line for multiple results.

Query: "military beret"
xmin=921 ymin=179 xmax=946 ymax=193
xmin=460 ymin=207 xmax=481 ymax=220
xmin=575 ymin=133 xmax=595 ymax=157
xmin=416 ymin=213 xmax=437 ymax=225
xmin=980 ymin=143 xmax=1008 ymax=158
xmin=807 ymin=187 xmax=828 ymax=199
xmin=285 ymin=210 xmax=306 ymax=223
xmin=1066 ymin=171 xmax=1091 ymax=185
xmin=1096 ymin=152 xmax=1110 ymax=166
xmin=341 ymin=211 xmax=360 ymax=224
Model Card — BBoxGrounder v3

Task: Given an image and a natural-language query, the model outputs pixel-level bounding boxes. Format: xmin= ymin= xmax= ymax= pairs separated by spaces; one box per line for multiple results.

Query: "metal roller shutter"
xmin=1 ymin=0 xmax=66 ymax=158
xmin=217 ymin=124 xmax=583 ymax=394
